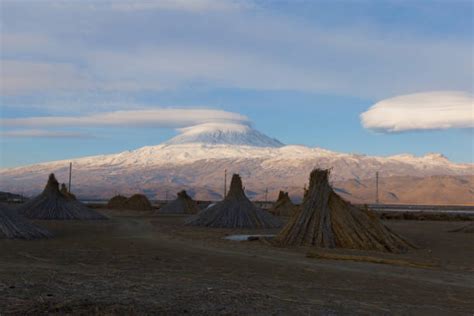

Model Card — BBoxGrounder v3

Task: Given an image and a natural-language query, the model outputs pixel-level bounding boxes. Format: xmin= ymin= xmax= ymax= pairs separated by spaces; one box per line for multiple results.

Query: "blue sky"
xmin=0 ymin=0 xmax=473 ymax=167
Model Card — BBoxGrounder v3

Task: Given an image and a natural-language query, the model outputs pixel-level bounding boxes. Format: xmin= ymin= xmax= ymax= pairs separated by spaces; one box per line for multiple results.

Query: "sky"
xmin=0 ymin=0 xmax=473 ymax=167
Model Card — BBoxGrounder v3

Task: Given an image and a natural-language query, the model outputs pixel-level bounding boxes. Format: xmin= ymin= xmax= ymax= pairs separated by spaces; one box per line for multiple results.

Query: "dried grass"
xmin=60 ymin=183 xmax=76 ymax=200
xmin=107 ymin=194 xmax=152 ymax=211
xmin=268 ymin=191 xmax=298 ymax=217
xmin=158 ymin=190 xmax=200 ymax=214
xmin=277 ymin=169 xmax=413 ymax=253
xmin=18 ymin=174 xmax=107 ymax=220
xmin=186 ymin=174 xmax=281 ymax=228
xmin=0 ymin=205 xmax=52 ymax=239
xmin=126 ymin=194 xmax=153 ymax=211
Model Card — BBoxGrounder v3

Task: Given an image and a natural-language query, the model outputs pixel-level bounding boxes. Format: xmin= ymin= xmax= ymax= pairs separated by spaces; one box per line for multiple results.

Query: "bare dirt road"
xmin=1 ymin=210 xmax=473 ymax=315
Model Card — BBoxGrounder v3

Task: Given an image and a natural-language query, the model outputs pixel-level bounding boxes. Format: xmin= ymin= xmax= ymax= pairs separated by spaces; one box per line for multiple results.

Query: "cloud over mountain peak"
xmin=166 ymin=122 xmax=284 ymax=147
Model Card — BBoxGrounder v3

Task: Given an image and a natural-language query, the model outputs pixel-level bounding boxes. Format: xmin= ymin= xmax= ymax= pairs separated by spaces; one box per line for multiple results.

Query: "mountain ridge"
xmin=0 ymin=124 xmax=472 ymax=204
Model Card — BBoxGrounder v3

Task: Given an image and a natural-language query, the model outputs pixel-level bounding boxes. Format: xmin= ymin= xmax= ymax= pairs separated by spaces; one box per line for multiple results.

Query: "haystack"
xmin=60 ymin=183 xmax=76 ymax=200
xmin=268 ymin=191 xmax=297 ymax=217
xmin=0 ymin=205 xmax=51 ymax=239
xmin=17 ymin=174 xmax=107 ymax=220
xmin=159 ymin=190 xmax=200 ymax=214
xmin=277 ymin=169 xmax=412 ymax=253
xmin=450 ymin=222 xmax=474 ymax=233
xmin=107 ymin=195 xmax=128 ymax=209
xmin=186 ymin=174 xmax=281 ymax=228
xmin=126 ymin=194 xmax=153 ymax=211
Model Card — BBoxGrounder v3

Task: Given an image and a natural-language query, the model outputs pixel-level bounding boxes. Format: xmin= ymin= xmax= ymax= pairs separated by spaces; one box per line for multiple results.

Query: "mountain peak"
xmin=423 ymin=153 xmax=448 ymax=161
xmin=165 ymin=123 xmax=284 ymax=147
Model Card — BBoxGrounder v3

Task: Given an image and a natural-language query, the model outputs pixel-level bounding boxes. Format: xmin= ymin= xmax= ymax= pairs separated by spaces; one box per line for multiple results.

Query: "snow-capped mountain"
xmin=165 ymin=123 xmax=284 ymax=147
xmin=0 ymin=124 xmax=472 ymax=203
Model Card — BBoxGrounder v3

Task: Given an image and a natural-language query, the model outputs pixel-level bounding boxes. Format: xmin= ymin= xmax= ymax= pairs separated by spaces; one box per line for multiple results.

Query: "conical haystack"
xmin=277 ymin=169 xmax=412 ymax=253
xmin=268 ymin=191 xmax=298 ymax=217
xmin=107 ymin=195 xmax=128 ymax=209
xmin=0 ymin=205 xmax=52 ymax=239
xmin=60 ymin=183 xmax=76 ymax=200
xmin=159 ymin=190 xmax=200 ymax=214
xmin=186 ymin=174 xmax=281 ymax=228
xmin=126 ymin=194 xmax=153 ymax=211
xmin=450 ymin=222 xmax=474 ymax=233
xmin=17 ymin=174 xmax=107 ymax=220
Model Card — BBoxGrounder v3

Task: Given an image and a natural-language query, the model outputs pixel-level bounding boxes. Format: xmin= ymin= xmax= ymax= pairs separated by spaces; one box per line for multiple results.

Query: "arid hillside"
xmin=332 ymin=175 xmax=474 ymax=205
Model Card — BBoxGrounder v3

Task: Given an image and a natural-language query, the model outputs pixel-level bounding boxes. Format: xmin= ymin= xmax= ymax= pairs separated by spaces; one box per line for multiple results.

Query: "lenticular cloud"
xmin=360 ymin=91 xmax=473 ymax=132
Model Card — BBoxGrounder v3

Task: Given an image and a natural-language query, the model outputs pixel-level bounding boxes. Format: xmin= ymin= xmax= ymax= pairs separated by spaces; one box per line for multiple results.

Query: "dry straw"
xmin=0 ymin=205 xmax=52 ymax=239
xmin=268 ymin=191 xmax=298 ymax=217
xmin=159 ymin=190 xmax=200 ymax=214
xmin=107 ymin=194 xmax=152 ymax=211
xmin=18 ymin=174 xmax=107 ymax=220
xmin=277 ymin=169 xmax=412 ymax=253
xmin=107 ymin=195 xmax=128 ymax=209
xmin=126 ymin=194 xmax=153 ymax=211
xmin=186 ymin=174 xmax=281 ymax=228
xmin=60 ymin=183 xmax=76 ymax=200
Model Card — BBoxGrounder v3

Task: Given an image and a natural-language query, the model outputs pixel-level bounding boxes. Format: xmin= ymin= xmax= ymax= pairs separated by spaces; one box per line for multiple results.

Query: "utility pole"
xmin=375 ymin=171 xmax=379 ymax=204
xmin=165 ymin=190 xmax=169 ymax=201
xmin=224 ymin=169 xmax=227 ymax=198
xmin=68 ymin=162 xmax=72 ymax=192
xmin=265 ymin=188 xmax=268 ymax=203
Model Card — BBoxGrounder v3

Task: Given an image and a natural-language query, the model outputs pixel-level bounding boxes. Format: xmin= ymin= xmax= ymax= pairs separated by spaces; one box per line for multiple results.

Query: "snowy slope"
xmin=165 ymin=123 xmax=284 ymax=147
xmin=0 ymin=124 xmax=472 ymax=201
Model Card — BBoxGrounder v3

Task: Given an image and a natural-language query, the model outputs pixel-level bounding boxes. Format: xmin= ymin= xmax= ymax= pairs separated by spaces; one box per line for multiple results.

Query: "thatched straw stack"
xmin=17 ymin=174 xmax=107 ymax=220
xmin=0 ymin=205 xmax=52 ymax=239
xmin=268 ymin=191 xmax=297 ymax=217
xmin=450 ymin=222 xmax=474 ymax=233
xmin=60 ymin=183 xmax=76 ymax=200
xmin=107 ymin=194 xmax=153 ymax=211
xmin=186 ymin=174 xmax=281 ymax=228
xmin=277 ymin=169 xmax=412 ymax=253
xmin=107 ymin=195 xmax=128 ymax=209
xmin=126 ymin=194 xmax=153 ymax=211
xmin=159 ymin=190 xmax=200 ymax=214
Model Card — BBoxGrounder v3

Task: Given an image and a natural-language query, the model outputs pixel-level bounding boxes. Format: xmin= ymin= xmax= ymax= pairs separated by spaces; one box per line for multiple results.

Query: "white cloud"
xmin=0 ymin=60 xmax=89 ymax=95
xmin=44 ymin=0 xmax=248 ymax=13
xmin=360 ymin=91 xmax=474 ymax=132
xmin=0 ymin=129 xmax=91 ymax=138
xmin=106 ymin=0 xmax=249 ymax=12
xmin=0 ymin=0 xmax=472 ymax=102
xmin=0 ymin=108 xmax=249 ymax=128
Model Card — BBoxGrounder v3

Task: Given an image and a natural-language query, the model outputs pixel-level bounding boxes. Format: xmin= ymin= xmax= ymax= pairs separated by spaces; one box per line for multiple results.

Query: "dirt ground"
xmin=1 ymin=210 xmax=473 ymax=315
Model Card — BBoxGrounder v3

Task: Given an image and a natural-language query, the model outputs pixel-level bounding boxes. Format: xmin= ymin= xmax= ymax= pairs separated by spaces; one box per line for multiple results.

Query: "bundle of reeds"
xmin=159 ymin=190 xmax=199 ymax=214
xmin=17 ymin=174 xmax=107 ymax=220
xmin=277 ymin=169 xmax=412 ymax=253
xmin=60 ymin=183 xmax=76 ymax=200
xmin=186 ymin=174 xmax=281 ymax=228
xmin=107 ymin=195 xmax=128 ymax=209
xmin=107 ymin=194 xmax=152 ymax=211
xmin=126 ymin=194 xmax=153 ymax=211
xmin=0 ymin=205 xmax=52 ymax=239
xmin=268 ymin=191 xmax=298 ymax=217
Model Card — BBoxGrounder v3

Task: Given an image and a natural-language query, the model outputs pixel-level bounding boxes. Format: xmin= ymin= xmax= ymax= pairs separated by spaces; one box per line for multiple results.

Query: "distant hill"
xmin=0 ymin=191 xmax=27 ymax=203
xmin=0 ymin=124 xmax=472 ymax=205
xmin=333 ymin=175 xmax=474 ymax=205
